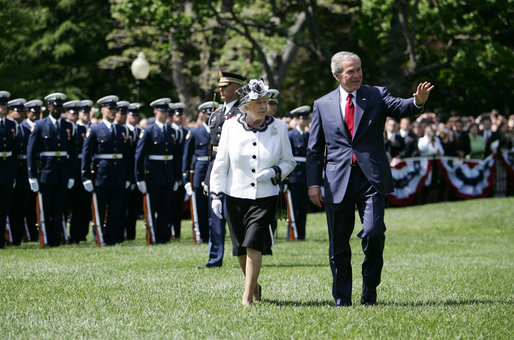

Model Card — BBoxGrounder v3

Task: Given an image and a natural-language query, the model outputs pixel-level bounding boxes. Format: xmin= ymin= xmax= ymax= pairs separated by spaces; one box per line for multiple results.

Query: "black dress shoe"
xmin=361 ymin=286 xmax=377 ymax=305
xmin=335 ymin=301 xmax=352 ymax=307
xmin=196 ymin=263 xmax=221 ymax=269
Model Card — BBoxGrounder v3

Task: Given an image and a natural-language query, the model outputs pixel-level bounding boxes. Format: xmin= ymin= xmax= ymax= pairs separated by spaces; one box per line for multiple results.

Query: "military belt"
xmin=196 ymin=156 xmax=209 ymax=161
xmin=40 ymin=151 xmax=68 ymax=157
xmin=294 ymin=156 xmax=307 ymax=162
xmin=95 ymin=154 xmax=123 ymax=159
xmin=148 ymin=155 xmax=174 ymax=161
xmin=1 ymin=151 xmax=13 ymax=158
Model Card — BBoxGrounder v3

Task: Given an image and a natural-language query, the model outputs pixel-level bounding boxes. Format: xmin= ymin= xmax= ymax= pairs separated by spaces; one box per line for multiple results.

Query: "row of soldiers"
xmin=0 ymin=72 xmax=311 ymax=264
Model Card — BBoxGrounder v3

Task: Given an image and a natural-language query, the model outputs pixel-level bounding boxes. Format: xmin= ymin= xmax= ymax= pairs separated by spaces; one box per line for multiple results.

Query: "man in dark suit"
xmin=384 ymin=117 xmax=405 ymax=162
xmin=398 ymin=117 xmax=419 ymax=158
xmin=481 ymin=116 xmax=501 ymax=158
xmin=307 ymin=51 xmax=433 ymax=306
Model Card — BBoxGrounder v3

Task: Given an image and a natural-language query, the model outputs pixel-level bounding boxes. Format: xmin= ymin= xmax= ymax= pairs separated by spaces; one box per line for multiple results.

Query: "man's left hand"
xmin=413 ymin=81 xmax=435 ymax=106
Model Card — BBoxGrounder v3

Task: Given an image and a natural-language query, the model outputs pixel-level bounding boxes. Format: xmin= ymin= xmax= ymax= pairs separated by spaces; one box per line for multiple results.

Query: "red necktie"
xmin=345 ymin=93 xmax=357 ymax=163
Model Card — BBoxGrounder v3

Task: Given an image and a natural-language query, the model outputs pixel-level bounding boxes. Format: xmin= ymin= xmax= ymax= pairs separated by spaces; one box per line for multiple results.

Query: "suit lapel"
xmin=327 ymin=88 xmax=351 ymax=142
xmin=353 ymin=87 xmax=368 ymax=141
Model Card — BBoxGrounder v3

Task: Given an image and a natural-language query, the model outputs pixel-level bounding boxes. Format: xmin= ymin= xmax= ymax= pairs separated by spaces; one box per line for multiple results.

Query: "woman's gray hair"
xmin=330 ymin=51 xmax=361 ymax=74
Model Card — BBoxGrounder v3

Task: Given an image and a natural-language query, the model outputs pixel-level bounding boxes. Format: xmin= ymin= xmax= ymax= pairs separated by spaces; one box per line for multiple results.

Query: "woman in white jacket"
xmin=210 ymin=79 xmax=296 ymax=306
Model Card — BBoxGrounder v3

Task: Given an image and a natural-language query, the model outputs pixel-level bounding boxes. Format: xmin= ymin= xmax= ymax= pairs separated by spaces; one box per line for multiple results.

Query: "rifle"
xmin=23 ymin=218 xmax=31 ymax=242
xmin=91 ymin=190 xmax=105 ymax=246
xmin=268 ymin=225 xmax=275 ymax=247
xmin=189 ymin=170 xmax=201 ymax=244
xmin=285 ymin=189 xmax=298 ymax=241
xmin=142 ymin=192 xmax=156 ymax=245
xmin=36 ymin=192 xmax=48 ymax=248
xmin=5 ymin=216 xmax=12 ymax=246
xmin=61 ymin=217 xmax=70 ymax=245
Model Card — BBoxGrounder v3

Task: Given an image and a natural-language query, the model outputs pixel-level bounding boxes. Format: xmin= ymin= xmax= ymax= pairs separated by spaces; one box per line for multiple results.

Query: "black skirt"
xmin=225 ymin=195 xmax=277 ymax=256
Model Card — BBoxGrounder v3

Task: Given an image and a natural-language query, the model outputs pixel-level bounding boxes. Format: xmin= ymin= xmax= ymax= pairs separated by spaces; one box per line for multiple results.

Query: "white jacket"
xmin=210 ymin=115 xmax=296 ymax=199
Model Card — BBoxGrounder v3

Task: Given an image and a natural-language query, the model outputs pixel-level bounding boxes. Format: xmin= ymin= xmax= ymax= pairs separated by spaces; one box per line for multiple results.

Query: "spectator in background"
xmin=438 ymin=127 xmax=458 ymax=156
xmin=412 ymin=121 xmax=423 ymax=138
xmin=398 ymin=117 xmax=419 ymax=158
xmin=481 ymin=116 xmax=501 ymax=157
xmin=384 ymin=118 xmax=404 ymax=165
xmin=468 ymin=123 xmax=485 ymax=159
xmin=450 ymin=119 xmax=470 ymax=158
xmin=418 ymin=125 xmax=444 ymax=156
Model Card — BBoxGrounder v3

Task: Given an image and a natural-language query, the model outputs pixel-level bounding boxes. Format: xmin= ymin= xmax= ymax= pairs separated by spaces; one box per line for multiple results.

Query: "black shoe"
xmin=196 ymin=263 xmax=221 ymax=269
xmin=361 ymin=286 xmax=377 ymax=306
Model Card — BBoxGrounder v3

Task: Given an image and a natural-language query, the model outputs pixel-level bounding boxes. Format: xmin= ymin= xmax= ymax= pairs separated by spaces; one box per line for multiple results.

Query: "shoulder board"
xmin=185 ymin=131 xmax=191 ymax=140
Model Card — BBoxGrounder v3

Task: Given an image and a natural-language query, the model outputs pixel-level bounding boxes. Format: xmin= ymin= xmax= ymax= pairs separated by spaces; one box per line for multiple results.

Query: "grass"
xmin=1 ymin=197 xmax=513 ymax=339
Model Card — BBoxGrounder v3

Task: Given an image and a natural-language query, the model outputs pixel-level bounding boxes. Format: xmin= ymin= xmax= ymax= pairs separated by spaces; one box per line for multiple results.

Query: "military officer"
xmin=0 ymin=91 xmax=18 ymax=248
xmin=267 ymin=89 xmax=280 ymax=117
xmin=7 ymin=98 xmax=29 ymax=245
xmin=183 ymin=101 xmax=220 ymax=243
xmin=123 ymin=103 xmax=142 ymax=240
xmin=169 ymin=102 xmax=188 ymax=239
xmin=197 ymin=71 xmax=245 ymax=268
xmin=81 ymin=95 xmax=131 ymax=246
xmin=287 ymin=105 xmax=311 ymax=240
xmin=27 ymin=93 xmax=76 ymax=247
xmin=135 ymin=98 xmax=180 ymax=244
xmin=77 ymin=100 xmax=93 ymax=241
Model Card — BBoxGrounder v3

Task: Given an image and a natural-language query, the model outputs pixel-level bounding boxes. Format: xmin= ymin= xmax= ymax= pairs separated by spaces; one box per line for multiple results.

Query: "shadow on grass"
xmin=264 ymin=263 xmax=327 ymax=268
xmin=264 ymin=298 xmax=335 ymax=307
xmin=379 ymin=299 xmax=513 ymax=307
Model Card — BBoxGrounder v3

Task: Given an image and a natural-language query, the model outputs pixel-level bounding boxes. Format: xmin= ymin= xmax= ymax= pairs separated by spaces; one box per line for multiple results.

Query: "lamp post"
xmin=130 ymin=52 xmax=150 ymax=103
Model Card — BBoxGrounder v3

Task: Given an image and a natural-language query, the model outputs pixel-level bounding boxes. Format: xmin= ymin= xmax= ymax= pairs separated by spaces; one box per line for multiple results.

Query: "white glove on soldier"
xmin=211 ymin=199 xmax=223 ymax=219
xmin=125 ymin=181 xmax=130 ymax=189
xmin=137 ymin=181 xmax=147 ymax=194
xmin=256 ymin=168 xmax=275 ymax=182
xmin=173 ymin=181 xmax=180 ymax=191
xmin=184 ymin=182 xmax=193 ymax=196
xmin=67 ymin=178 xmax=75 ymax=189
xmin=28 ymin=178 xmax=39 ymax=192
xmin=83 ymin=180 xmax=93 ymax=192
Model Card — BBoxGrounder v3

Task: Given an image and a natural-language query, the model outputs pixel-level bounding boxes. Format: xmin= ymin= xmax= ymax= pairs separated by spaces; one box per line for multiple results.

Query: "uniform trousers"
xmin=194 ymin=187 xmax=209 ymax=242
xmin=40 ymin=183 xmax=67 ymax=247
xmin=148 ymin=185 xmax=173 ymax=244
xmin=123 ymin=188 xmax=140 ymax=240
xmin=170 ymin=186 xmax=185 ymax=238
xmin=96 ymin=186 xmax=124 ymax=246
xmin=9 ymin=187 xmax=37 ymax=244
xmin=325 ymin=164 xmax=386 ymax=305
xmin=206 ymin=195 xmax=226 ymax=266
xmin=0 ymin=184 xmax=13 ymax=248
xmin=69 ymin=184 xmax=91 ymax=243
xmin=289 ymin=182 xmax=309 ymax=240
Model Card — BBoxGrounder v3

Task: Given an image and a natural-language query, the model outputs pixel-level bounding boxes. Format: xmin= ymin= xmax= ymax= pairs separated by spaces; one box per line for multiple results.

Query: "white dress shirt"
xmin=338 ymin=85 xmax=357 ymax=121
xmin=210 ymin=116 xmax=296 ymax=199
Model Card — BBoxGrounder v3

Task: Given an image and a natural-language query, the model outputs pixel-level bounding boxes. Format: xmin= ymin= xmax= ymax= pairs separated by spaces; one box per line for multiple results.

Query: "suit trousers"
xmin=40 ymin=183 xmax=67 ymax=247
xmin=0 ymin=184 xmax=13 ymax=248
xmin=148 ymin=185 xmax=173 ymax=244
xmin=96 ymin=186 xmax=124 ymax=246
xmin=325 ymin=164 xmax=386 ymax=305
xmin=206 ymin=195 xmax=226 ymax=266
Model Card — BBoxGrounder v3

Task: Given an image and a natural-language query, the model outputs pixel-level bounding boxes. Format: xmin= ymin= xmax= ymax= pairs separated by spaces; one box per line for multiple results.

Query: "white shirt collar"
xmin=155 ymin=120 xmax=165 ymax=131
xmin=399 ymin=129 xmax=407 ymax=138
xmin=126 ymin=123 xmax=135 ymax=132
xmin=102 ymin=119 xmax=112 ymax=129
xmin=77 ymin=121 xmax=88 ymax=127
xmin=225 ymin=99 xmax=237 ymax=113
xmin=49 ymin=115 xmax=60 ymax=125
xmin=171 ymin=123 xmax=182 ymax=130
xmin=296 ymin=125 xmax=305 ymax=135
xmin=339 ymin=85 xmax=356 ymax=101
xmin=203 ymin=122 xmax=210 ymax=134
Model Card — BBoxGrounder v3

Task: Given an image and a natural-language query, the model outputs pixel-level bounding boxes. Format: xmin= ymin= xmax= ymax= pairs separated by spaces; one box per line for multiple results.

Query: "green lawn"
xmin=1 ymin=197 xmax=513 ymax=339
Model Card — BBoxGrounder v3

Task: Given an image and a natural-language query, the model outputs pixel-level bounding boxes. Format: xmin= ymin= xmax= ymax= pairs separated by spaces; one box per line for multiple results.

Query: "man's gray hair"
xmin=330 ymin=51 xmax=361 ymax=74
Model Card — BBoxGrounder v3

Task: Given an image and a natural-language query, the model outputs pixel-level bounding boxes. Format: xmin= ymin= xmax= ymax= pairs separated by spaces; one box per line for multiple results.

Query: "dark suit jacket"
xmin=398 ymin=130 xmax=419 ymax=158
xmin=182 ymin=124 xmax=210 ymax=189
xmin=307 ymin=85 xmax=423 ymax=204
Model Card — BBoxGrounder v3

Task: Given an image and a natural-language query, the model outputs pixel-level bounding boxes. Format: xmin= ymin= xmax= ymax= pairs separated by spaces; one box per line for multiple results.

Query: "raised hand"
xmin=413 ymin=82 xmax=435 ymax=106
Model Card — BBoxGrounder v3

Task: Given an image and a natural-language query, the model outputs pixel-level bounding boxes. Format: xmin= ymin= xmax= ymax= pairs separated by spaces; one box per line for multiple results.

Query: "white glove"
xmin=83 ymin=180 xmax=93 ymax=192
xmin=256 ymin=168 xmax=275 ymax=182
xmin=137 ymin=181 xmax=147 ymax=194
xmin=211 ymin=198 xmax=223 ymax=219
xmin=184 ymin=182 xmax=193 ymax=196
xmin=130 ymin=183 xmax=136 ymax=191
xmin=67 ymin=178 xmax=75 ymax=189
xmin=173 ymin=181 xmax=179 ymax=191
xmin=28 ymin=178 xmax=39 ymax=192
xmin=125 ymin=181 xmax=130 ymax=189
xmin=202 ymin=181 xmax=209 ymax=194
xmin=13 ymin=180 xmax=16 ymax=189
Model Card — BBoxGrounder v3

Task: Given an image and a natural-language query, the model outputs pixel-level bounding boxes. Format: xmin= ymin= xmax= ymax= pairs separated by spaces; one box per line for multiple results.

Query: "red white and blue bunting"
xmin=499 ymin=149 xmax=514 ymax=189
xmin=436 ymin=155 xmax=496 ymax=199
xmin=387 ymin=157 xmax=433 ymax=206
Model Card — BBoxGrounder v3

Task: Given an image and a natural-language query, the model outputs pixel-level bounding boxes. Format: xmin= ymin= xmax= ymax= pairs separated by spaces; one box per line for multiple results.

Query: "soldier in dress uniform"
xmin=81 ymin=95 xmax=131 ymax=246
xmin=77 ymin=100 xmax=93 ymax=241
xmin=114 ymin=100 xmax=131 ymax=243
xmin=169 ymin=102 xmax=188 ymax=239
xmin=63 ymin=99 xmax=88 ymax=244
xmin=8 ymin=98 xmax=31 ymax=245
xmin=183 ymin=101 xmax=220 ymax=243
xmin=123 ymin=103 xmax=142 ymax=240
xmin=197 ymin=71 xmax=245 ymax=268
xmin=135 ymin=98 xmax=180 ymax=244
xmin=0 ymin=91 xmax=18 ymax=248
xmin=27 ymin=93 xmax=76 ymax=247
xmin=287 ymin=105 xmax=311 ymax=240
